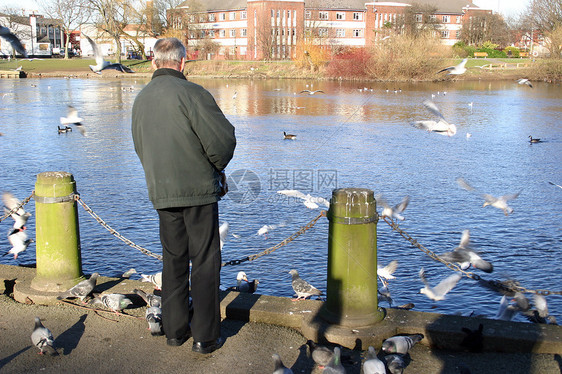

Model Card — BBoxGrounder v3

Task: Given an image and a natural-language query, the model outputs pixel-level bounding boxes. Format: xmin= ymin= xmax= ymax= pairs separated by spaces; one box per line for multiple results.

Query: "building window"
xmin=415 ymin=14 xmax=422 ymax=23
xmin=336 ymin=29 xmax=345 ymax=37
xmin=441 ymin=30 xmax=449 ymax=38
xmin=353 ymin=29 xmax=362 ymax=37
xmin=219 ymin=13 xmax=226 ymax=21
xmin=199 ymin=15 xmax=206 ymax=22
xmin=209 ymin=14 xmax=215 ymax=22
xmin=442 ymin=15 xmax=450 ymax=23
xmin=230 ymin=29 xmax=236 ymax=37
xmin=456 ymin=16 xmax=462 ymax=23
xmin=353 ymin=12 xmax=362 ymax=20
xmin=209 ymin=29 xmax=215 ymax=37
xmin=200 ymin=30 xmax=206 ymax=37
xmin=305 ymin=11 xmax=311 ymax=19
xmin=429 ymin=15 xmax=437 ymax=21
xmin=319 ymin=11 xmax=328 ymax=20
xmin=336 ymin=12 xmax=345 ymax=20
xmin=241 ymin=28 xmax=247 ymax=36
xmin=189 ymin=15 xmax=195 ymax=23
xmin=319 ymin=28 xmax=328 ymax=37
xmin=287 ymin=10 xmax=291 ymax=18
xmin=241 ymin=11 xmax=247 ymax=19
xmin=230 ymin=12 xmax=236 ymax=20
xmin=220 ymin=29 xmax=226 ymax=37
xmin=456 ymin=30 xmax=461 ymax=38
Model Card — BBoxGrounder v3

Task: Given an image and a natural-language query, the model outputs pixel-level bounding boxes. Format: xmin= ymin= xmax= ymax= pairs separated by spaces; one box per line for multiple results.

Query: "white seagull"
xmin=299 ymin=89 xmax=324 ymax=95
xmin=84 ymin=35 xmax=134 ymax=74
xmin=377 ymin=260 xmax=398 ymax=280
xmin=517 ymin=78 xmax=533 ymax=88
xmin=277 ymin=190 xmax=330 ymax=210
xmin=439 ymin=230 xmax=493 ymax=273
xmin=60 ymin=105 xmax=86 ymax=135
xmin=0 ymin=26 xmax=27 ymax=57
xmin=7 ymin=229 xmax=33 ymax=259
xmin=2 ymin=192 xmax=32 ymax=231
xmin=411 ymin=100 xmax=457 ymax=136
xmin=376 ymin=194 xmax=410 ymax=221
xmin=437 ymin=58 xmax=468 ymax=75
xmin=419 ymin=268 xmax=462 ymax=301
xmin=482 ymin=191 xmax=521 ymax=216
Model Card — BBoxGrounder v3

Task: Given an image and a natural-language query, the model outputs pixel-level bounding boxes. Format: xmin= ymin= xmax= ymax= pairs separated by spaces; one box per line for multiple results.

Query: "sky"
xmin=4 ymin=0 xmax=531 ymax=19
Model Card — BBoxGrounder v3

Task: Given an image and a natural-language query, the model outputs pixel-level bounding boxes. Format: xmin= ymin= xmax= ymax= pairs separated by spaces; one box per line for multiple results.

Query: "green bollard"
xmin=321 ymin=188 xmax=384 ymax=327
xmin=30 ymin=172 xmax=83 ymax=292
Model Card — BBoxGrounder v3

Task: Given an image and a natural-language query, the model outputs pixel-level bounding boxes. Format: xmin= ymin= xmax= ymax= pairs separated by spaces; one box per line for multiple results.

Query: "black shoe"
xmin=192 ymin=337 xmax=224 ymax=354
xmin=166 ymin=331 xmax=192 ymax=347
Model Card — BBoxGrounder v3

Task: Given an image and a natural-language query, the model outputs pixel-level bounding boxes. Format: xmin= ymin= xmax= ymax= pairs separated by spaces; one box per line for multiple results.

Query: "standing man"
xmin=132 ymin=38 xmax=236 ymax=354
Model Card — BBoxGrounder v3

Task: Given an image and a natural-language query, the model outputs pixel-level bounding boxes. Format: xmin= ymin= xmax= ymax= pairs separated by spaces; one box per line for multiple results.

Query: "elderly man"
xmin=132 ymin=38 xmax=236 ymax=354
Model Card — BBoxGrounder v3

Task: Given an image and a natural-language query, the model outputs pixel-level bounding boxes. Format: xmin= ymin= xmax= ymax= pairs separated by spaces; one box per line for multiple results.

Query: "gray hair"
xmin=153 ymin=38 xmax=186 ymax=68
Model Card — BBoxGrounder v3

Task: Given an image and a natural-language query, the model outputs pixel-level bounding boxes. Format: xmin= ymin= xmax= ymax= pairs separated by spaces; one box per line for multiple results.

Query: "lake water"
xmin=1 ymin=77 xmax=561 ymax=322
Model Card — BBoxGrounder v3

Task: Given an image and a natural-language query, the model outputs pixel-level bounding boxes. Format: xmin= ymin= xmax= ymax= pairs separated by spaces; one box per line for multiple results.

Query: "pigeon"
xmin=289 ymin=269 xmax=323 ymax=301
xmin=517 ymin=78 xmax=533 ymax=88
xmin=272 ymin=353 xmax=293 ymax=374
xmin=134 ymin=288 xmax=161 ymax=308
xmin=0 ymin=26 xmax=28 ymax=57
xmin=145 ymin=305 xmax=164 ymax=336
xmin=362 ymin=346 xmax=385 ymax=374
xmin=6 ymin=229 xmax=33 ymax=259
xmin=57 ymin=272 xmax=99 ymax=302
xmin=84 ymin=34 xmax=134 ymax=74
xmin=439 ymin=230 xmax=493 ymax=273
xmin=482 ymin=191 xmax=520 ymax=216
xmin=299 ymin=89 xmax=324 ymax=95
xmin=283 ymin=131 xmax=297 ymax=140
xmin=383 ymin=354 xmax=406 ymax=374
xmin=91 ymin=293 xmax=133 ymax=313
xmin=322 ymin=346 xmax=345 ymax=373
xmin=277 ymin=190 xmax=330 ymax=209
xmin=437 ymin=58 xmax=468 ymax=75
xmin=121 ymin=268 xmax=137 ymax=278
xmin=60 ymin=105 xmax=86 ymax=135
xmin=419 ymin=268 xmax=462 ymax=301
xmin=381 ymin=333 xmax=424 ymax=355
xmin=307 ymin=340 xmax=333 ymax=368
xmin=140 ymin=272 xmax=162 ymax=290
xmin=31 ymin=317 xmax=57 ymax=355
xmin=2 ymin=192 xmax=31 ymax=230
xmin=377 ymin=260 xmax=398 ymax=280
xmin=411 ymin=101 xmax=457 ymax=136
xmin=376 ymin=194 xmax=409 ymax=221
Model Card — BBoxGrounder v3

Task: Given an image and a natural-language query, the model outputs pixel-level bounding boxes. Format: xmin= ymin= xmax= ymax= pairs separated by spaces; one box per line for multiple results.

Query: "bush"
xmin=326 ymin=48 xmax=372 ymax=78
xmin=477 ymin=47 xmax=507 ymax=58
xmin=452 ymin=41 xmax=475 ymax=58
xmin=503 ymin=46 xmax=520 ymax=58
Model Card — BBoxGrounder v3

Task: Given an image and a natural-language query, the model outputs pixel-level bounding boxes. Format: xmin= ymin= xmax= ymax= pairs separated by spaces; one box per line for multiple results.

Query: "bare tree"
xmin=39 ymin=0 xmax=92 ymax=59
xmin=461 ymin=13 xmax=511 ymax=47
xmin=0 ymin=7 xmax=32 ymax=58
xmin=398 ymin=4 xmax=440 ymax=37
xmin=523 ymin=0 xmax=562 ymax=57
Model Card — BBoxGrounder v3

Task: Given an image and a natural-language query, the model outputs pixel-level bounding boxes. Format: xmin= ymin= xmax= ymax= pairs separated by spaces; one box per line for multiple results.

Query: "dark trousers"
xmin=157 ymin=203 xmax=221 ymax=342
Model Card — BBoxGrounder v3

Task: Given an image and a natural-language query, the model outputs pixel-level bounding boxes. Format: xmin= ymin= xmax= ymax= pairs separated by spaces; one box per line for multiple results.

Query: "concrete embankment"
xmin=0 ymin=264 xmax=560 ymax=374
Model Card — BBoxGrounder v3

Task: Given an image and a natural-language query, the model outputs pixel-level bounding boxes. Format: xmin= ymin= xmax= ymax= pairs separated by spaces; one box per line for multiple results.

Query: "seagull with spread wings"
xmin=84 ymin=35 xmax=134 ymax=74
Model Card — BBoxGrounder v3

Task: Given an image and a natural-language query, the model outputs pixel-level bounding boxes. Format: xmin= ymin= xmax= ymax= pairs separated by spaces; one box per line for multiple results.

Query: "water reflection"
xmin=0 ymin=77 xmax=561 ymax=322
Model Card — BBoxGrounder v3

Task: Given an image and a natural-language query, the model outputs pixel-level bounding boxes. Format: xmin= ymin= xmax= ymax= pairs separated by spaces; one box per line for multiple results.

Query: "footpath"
xmin=0 ymin=264 xmax=560 ymax=374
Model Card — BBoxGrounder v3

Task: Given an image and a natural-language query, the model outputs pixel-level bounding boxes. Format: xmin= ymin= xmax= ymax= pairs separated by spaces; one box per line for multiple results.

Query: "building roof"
xmin=178 ymin=0 xmax=479 ymax=13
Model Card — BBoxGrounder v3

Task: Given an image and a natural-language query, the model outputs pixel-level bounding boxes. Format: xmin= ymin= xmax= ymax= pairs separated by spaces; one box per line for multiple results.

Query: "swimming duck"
xmin=283 ymin=131 xmax=296 ymax=140
xmin=528 ymin=135 xmax=541 ymax=143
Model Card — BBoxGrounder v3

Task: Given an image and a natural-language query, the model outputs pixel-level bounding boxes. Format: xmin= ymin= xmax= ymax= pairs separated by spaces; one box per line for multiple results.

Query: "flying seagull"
xmin=289 ymin=269 xmax=323 ymax=301
xmin=376 ymin=194 xmax=410 ymax=221
xmin=2 ymin=191 xmax=32 ymax=231
xmin=419 ymin=268 xmax=462 ymax=301
xmin=377 ymin=260 xmax=398 ymax=280
xmin=60 ymin=105 xmax=86 ymax=135
xmin=517 ymin=78 xmax=533 ymax=88
xmin=482 ymin=191 xmax=520 ymax=216
xmin=277 ymin=189 xmax=330 ymax=209
xmin=299 ymin=89 xmax=324 ymax=95
xmin=437 ymin=58 xmax=468 ymax=75
xmin=7 ymin=229 xmax=33 ymax=259
xmin=84 ymin=35 xmax=134 ymax=74
xmin=0 ymin=26 xmax=27 ymax=57
xmin=411 ymin=100 xmax=457 ymax=136
xmin=439 ymin=230 xmax=493 ymax=273
xmin=31 ymin=317 xmax=58 ymax=356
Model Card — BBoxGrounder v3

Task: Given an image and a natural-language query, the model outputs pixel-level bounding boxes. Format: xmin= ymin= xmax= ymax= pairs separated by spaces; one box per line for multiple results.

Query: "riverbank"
xmin=1 ymin=57 xmax=559 ymax=82
xmin=1 ymin=264 xmax=560 ymax=373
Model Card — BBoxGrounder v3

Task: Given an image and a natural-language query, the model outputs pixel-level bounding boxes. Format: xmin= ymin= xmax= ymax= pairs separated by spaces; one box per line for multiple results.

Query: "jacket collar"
xmin=152 ymin=68 xmax=187 ymax=81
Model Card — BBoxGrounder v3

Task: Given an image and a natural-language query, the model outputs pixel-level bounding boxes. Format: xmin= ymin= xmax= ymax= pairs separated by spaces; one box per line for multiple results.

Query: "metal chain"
xmin=75 ymin=196 xmax=163 ymax=261
xmin=0 ymin=191 xmax=35 ymax=222
xmin=381 ymin=216 xmax=561 ymax=296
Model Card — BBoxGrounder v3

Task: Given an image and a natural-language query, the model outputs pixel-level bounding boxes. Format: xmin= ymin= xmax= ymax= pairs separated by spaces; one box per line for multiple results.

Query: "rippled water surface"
xmin=1 ymin=77 xmax=561 ymax=322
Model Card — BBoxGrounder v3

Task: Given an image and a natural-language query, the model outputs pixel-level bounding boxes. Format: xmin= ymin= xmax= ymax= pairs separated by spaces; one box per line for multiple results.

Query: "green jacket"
xmin=132 ymin=68 xmax=236 ymax=209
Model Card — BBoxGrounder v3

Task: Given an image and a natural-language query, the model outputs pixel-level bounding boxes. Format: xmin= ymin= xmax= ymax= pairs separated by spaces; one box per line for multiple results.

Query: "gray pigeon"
xmin=145 ymin=305 xmax=164 ymax=336
xmin=322 ymin=346 xmax=346 ymax=373
xmin=289 ymin=269 xmax=323 ymax=300
xmin=31 ymin=317 xmax=57 ymax=355
xmin=384 ymin=354 xmax=406 ymax=374
xmin=382 ymin=333 xmax=424 ymax=355
xmin=57 ymin=272 xmax=99 ymax=302
xmin=134 ymin=288 xmax=162 ymax=308
xmin=91 ymin=293 xmax=133 ymax=313
xmin=272 ymin=353 xmax=293 ymax=374
xmin=362 ymin=346 xmax=385 ymax=374
xmin=307 ymin=340 xmax=333 ymax=368
xmin=0 ymin=26 xmax=27 ymax=57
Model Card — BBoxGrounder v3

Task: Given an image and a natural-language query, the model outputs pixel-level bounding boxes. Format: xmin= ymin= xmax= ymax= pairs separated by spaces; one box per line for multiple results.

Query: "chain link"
xmin=381 ymin=216 xmax=562 ymax=296
xmin=0 ymin=191 xmax=35 ymax=223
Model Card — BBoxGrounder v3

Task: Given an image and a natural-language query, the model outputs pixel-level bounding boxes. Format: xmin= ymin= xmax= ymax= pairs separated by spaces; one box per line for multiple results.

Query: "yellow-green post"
xmin=31 ymin=172 xmax=83 ymax=292
xmin=322 ymin=188 xmax=384 ymax=327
